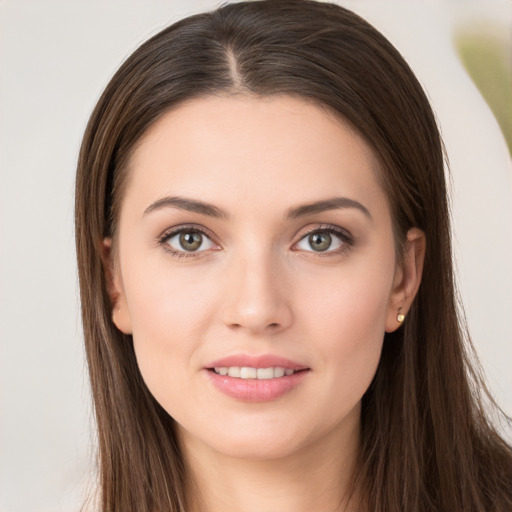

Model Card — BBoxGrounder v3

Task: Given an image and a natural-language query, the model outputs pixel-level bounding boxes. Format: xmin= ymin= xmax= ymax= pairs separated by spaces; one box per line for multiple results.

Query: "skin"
xmin=104 ymin=94 xmax=425 ymax=512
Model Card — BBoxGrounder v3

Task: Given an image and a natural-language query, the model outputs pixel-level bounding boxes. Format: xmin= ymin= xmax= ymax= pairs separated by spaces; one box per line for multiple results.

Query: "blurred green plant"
xmin=454 ymin=23 xmax=512 ymax=155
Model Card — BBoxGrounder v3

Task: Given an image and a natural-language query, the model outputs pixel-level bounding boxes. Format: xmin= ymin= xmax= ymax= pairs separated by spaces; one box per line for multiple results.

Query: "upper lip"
xmin=206 ymin=354 xmax=308 ymax=370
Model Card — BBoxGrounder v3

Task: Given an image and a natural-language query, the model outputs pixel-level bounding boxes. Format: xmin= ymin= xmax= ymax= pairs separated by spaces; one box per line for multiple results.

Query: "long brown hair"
xmin=75 ymin=1 xmax=512 ymax=510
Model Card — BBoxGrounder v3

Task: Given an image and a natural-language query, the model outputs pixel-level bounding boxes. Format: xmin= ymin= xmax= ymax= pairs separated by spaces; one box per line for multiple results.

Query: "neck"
xmin=180 ymin=411 xmax=361 ymax=512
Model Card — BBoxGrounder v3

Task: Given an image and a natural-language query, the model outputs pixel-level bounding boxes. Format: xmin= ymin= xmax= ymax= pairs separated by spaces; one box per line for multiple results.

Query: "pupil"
xmin=180 ymin=231 xmax=202 ymax=251
xmin=309 ymin=232 xmax=331 ymax=252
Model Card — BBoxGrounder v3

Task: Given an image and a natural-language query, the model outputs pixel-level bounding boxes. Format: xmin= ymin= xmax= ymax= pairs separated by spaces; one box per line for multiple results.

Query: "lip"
xmin=206 ymin=354 xmax=308 ymax=371
xmin=204 ymin=353 xmax=310 ymax=403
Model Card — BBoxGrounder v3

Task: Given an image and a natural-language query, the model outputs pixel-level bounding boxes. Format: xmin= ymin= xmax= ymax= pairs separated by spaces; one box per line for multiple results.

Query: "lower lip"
xmin=205 ymin=369 xmax=309 ymax=402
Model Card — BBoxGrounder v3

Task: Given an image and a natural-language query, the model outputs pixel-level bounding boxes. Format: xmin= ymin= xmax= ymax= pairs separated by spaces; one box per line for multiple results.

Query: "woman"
xmin=75 ymin=0 xmax=512 ymax=510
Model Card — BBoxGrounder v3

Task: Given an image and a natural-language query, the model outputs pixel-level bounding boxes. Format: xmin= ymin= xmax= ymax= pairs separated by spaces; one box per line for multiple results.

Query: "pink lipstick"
xmin=204 ymin=354 xmax=310 ymax=402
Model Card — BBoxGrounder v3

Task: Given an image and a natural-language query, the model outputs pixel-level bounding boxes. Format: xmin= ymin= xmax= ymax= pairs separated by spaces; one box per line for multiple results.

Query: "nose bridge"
xmin=222 ymin=241 xmax=292 ymax=334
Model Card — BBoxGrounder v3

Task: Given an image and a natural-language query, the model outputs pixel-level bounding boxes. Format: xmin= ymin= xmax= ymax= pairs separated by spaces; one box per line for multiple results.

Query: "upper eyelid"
xmin=159 ymin=224 xmax=217 ymax=242
xmin=291 ymin=226 xmax=354 ymax=258
xmin=157 ymin=223 xmax=353 ymax=249
xmin=158 ymin=226 xmax=219 ymax=258
xmin=294 ymin=224 xmax=353 ymax=241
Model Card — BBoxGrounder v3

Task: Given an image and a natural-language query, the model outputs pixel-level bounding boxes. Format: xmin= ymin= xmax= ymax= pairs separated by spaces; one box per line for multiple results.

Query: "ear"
xmin=385 ymin=228 xmax=426 ymax=333
xmin=101 ymin=238 xmax=132 ymax=335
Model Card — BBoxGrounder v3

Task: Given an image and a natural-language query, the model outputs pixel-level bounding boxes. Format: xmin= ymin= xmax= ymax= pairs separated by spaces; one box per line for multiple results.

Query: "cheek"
xmin=297 ymin=260 xmax=392 ymax=397
xmin=299 ymin=255 xmax=393 ymax=340
xmin=317 ymin=292 xmax=387 ymax=371
xmin=121 ymin=260 xmax=221 ymax=405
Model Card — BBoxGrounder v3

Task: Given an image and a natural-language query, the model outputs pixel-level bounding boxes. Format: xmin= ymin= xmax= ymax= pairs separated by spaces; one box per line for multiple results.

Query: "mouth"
xmin=204 ymin=354 xmax=310 ymax=402
xmin=209 ymin=366 xmax=305 ymax=379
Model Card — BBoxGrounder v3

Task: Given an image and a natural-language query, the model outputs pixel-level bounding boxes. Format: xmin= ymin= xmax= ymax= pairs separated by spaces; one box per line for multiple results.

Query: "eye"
xmin=160 ymin=227 xmax=217 ymax=256
xmin=294 ymin=227 xmax=351 ymax=254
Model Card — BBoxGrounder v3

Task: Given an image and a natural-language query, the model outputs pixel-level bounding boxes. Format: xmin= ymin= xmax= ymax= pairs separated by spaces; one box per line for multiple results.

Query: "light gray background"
xmin=1 ymin=1 xmax=511 ymax=511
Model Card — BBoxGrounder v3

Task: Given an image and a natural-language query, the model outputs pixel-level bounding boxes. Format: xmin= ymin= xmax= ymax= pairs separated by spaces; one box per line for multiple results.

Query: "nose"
xmin=221 ymin=250 xmax=293 ymax=335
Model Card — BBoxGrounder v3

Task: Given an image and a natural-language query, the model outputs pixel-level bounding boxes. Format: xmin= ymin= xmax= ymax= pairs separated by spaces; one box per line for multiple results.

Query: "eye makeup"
xmin=156 ymin=222 xmax=355 ymax=260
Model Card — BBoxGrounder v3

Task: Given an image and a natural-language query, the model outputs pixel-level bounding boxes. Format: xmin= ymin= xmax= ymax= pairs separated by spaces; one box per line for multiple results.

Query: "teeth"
xmin=213 ymin=366 xmax=296 ymax=379
xmin=274 ymin=367 xmax=285 ymax=378
xmin=256 ymin=367 xmax=274 ymax=380
xmin=227 ymin=367 xmax=240 ymax=378
xmin=240 ymin=367 xmax=257 ymax=379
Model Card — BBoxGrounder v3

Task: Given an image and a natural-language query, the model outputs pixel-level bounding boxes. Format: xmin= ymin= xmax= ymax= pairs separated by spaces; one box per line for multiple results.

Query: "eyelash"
xmin=157 ymin=224 xmax=354 ymax=259
xmin=157 ymin=225 xmax=216 ymax=259
xmin=295 ymin=225 xmax=354 ymax=256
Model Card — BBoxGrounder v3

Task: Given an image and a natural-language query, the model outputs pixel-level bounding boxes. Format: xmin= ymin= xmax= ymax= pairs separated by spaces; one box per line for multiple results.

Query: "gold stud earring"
xmin=397 ymin=310 xmax=405 ymax=323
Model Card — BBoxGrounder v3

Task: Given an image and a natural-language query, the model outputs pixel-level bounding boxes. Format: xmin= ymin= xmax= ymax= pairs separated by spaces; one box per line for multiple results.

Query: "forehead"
xmin=123 ymin=94 xmax=388 ymax=220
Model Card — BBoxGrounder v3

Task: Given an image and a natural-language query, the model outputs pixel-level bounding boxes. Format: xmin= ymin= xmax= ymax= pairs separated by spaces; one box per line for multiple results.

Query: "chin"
xmin=180 ymin=420 xmax=311 ymax=461
xmin=216 ymin=436 xmax=305 ymax=461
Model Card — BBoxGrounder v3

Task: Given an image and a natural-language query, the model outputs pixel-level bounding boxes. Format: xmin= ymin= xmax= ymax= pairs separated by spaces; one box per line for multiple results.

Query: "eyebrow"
xmin=144 ymin=196 xmax=229 ymax=219
xmin=285 ymin=197 xmax=372 ymax=220
xmin=143 ymin=195 xmax=371 ymax=221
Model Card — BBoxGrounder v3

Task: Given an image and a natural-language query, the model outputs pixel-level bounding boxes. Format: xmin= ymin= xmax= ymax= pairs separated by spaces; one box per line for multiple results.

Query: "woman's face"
xmin=108 ymin=95 xmax=419 ymax=461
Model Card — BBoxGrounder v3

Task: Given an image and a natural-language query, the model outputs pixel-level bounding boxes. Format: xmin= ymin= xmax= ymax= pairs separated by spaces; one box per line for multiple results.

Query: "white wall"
xmin=0 ymin=1 xmax=510 ymax=511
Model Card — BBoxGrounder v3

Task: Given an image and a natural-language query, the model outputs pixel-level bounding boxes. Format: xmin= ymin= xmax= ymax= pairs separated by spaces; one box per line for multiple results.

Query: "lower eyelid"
xmin=295 ymin=227 xmax=353 ymax=248
xmin=170 ymin=232 xmax=215 ymax=251
xmin=157 ymin=225 xmax=353 ymax=257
